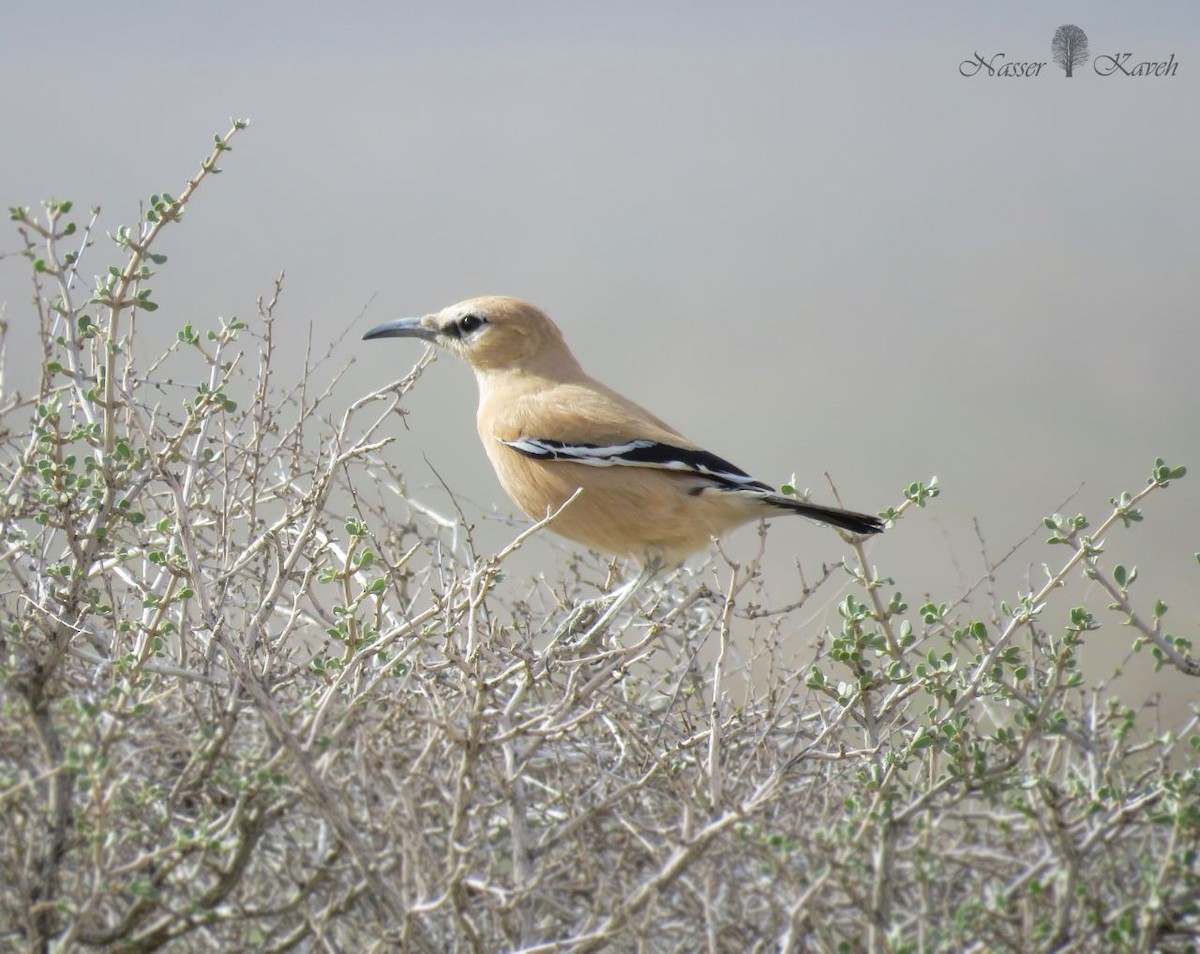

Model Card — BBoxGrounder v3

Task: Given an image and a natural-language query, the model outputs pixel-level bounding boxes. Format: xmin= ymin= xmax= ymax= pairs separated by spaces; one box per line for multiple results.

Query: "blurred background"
xmin=3 ymin=1 xmax=1197 ymax=720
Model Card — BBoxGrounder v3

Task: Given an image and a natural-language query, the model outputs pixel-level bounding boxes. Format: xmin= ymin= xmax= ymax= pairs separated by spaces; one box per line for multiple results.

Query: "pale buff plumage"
xmin=363 ymin=296 xmax=883 ymax=571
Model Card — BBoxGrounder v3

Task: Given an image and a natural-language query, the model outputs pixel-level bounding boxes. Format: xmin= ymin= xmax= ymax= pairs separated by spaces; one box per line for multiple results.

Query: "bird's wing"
xmin=487 ymin=378 xmax=774 ymax=494
xmin=499 ymin=437 xmax=776 ymax=494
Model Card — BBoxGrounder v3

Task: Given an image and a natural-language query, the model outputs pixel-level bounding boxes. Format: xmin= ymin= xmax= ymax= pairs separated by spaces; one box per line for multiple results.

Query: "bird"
xmin=363 ymin=296 xmax=884 ymax=634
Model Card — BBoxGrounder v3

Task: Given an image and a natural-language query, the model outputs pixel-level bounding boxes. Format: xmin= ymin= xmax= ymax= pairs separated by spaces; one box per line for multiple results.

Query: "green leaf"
xmin=1150 ymin=458 xmax=1187 ymax=487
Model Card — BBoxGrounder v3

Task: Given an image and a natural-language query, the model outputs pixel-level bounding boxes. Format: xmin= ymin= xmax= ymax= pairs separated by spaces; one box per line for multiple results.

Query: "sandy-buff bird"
xmin=364 ymin=296 xmax=883 ymax=631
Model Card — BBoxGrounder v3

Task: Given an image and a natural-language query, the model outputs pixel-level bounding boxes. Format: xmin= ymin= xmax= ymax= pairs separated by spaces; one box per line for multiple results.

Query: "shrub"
xmin=1 ymin=124 xmax=1196 ymax=952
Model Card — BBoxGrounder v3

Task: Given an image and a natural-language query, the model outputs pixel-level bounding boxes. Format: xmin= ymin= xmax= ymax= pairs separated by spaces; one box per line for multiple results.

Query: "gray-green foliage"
xmin=1 ymin=126 xmax=1197 ymax=952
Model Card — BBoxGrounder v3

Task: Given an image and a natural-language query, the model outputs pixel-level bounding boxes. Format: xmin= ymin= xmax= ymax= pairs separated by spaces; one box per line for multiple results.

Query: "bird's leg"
xmin=552 ymin=578 xmax=628 ymax=639
xmin=565 ymin=558 xmax=662 ymax=646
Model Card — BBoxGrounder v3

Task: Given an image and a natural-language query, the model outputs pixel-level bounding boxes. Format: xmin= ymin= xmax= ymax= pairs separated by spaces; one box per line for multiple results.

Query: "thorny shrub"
xmin=1 ymin=124 xmax=1197 ymax=953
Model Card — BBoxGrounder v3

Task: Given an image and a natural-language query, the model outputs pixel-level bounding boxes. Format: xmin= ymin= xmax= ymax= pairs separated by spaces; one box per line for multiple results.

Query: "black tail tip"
xmin=843 ymin=513 xmax=886 ymax=536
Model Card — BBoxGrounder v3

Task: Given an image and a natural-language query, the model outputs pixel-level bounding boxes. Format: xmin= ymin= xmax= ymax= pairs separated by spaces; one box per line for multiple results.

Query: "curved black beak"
xmin=362 ymin=317 xmax=438 ymax=342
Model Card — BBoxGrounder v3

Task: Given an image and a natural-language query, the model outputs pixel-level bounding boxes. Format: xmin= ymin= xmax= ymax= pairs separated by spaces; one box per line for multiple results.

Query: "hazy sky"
xmin=3 ymin=2 xmax=1198 ymax=710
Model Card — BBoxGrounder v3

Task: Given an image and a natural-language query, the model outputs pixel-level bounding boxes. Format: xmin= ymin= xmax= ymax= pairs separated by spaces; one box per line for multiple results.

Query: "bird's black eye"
xmin=458 ymin=313 xmax=486 ymax=334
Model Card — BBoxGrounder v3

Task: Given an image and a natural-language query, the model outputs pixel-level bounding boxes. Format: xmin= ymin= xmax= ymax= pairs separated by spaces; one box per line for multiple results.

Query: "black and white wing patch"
xmin=500 ymin=437 xmax=774 ymax=494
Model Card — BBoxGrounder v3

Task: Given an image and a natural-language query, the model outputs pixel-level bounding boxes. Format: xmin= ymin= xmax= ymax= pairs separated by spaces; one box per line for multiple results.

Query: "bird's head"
xmin=362 ymin=296 xmax=578 ymax=376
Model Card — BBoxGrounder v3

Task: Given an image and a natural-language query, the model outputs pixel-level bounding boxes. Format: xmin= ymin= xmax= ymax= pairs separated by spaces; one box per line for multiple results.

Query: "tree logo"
xmin=960 ymin=24 xmax=1178 ymax=79
xmin=1052 ymin=24 xmax=1090 ymax=77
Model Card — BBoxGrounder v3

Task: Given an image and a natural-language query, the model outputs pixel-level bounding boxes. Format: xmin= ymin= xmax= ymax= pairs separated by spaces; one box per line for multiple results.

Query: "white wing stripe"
xmin=499 ymin=437 xmax=772 ymax=492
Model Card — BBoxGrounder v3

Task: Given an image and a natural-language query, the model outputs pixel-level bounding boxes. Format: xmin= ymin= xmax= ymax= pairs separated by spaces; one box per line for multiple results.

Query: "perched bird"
xmin=364 ymin=296 xmax=883 ymax=630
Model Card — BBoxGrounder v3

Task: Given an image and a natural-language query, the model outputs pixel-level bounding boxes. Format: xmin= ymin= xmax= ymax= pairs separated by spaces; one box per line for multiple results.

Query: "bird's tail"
xmin=764 ymin=495 xmax=885 ymax=536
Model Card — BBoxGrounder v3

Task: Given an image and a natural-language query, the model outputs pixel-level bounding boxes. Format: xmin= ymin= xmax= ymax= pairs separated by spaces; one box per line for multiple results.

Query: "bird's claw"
xmin=552 ymin=597 xmax=607 ymax=642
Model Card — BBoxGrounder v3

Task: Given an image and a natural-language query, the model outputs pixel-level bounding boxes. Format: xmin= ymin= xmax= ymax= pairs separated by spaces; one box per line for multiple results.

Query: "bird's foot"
xmin=547 ymin=562 xmax=661 ymax=654
xmin=552 ymin=594 xmax=611 ymax=643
